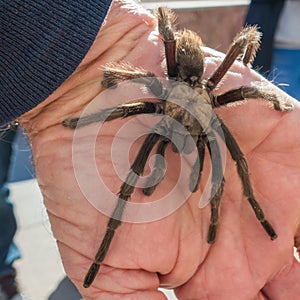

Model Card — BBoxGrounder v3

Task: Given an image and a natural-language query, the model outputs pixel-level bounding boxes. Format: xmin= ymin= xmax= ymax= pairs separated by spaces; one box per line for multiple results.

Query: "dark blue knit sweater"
xmin=0 ymin=0 xmax=112 ymax=126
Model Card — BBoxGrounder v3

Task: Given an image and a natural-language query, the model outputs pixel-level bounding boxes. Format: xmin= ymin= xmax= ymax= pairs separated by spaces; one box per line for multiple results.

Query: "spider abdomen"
xmin=166 ymin=84 xmax=213 ymax=129
xmin=163 ymin=84 xmax=212 ymax=154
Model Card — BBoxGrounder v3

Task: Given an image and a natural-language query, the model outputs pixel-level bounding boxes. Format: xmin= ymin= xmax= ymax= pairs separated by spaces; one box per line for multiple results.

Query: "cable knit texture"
xmin=0 ymin=0 xmax=112 ymax=125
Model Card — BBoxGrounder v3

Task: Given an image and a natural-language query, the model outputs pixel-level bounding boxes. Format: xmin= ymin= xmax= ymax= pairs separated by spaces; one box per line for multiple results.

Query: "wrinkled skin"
xmin=19 ymin=1 xmax=300 ymax=299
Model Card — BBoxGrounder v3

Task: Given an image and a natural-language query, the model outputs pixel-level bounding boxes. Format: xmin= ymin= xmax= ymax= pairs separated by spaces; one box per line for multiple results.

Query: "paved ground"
xmin=10 ymin=179 xmax=66 ymax=300
xmin=9 ymin=179 xmax=177 ymax=300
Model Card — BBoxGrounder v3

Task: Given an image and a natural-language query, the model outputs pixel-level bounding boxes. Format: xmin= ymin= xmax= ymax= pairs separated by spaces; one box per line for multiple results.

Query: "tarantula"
xmin=63 ymin=7 xmax=293 ymax=288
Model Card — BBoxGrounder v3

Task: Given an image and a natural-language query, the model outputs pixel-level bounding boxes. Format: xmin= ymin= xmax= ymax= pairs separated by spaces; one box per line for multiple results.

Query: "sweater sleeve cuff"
xmin=0 ymin=0 xmax=113 ymax=126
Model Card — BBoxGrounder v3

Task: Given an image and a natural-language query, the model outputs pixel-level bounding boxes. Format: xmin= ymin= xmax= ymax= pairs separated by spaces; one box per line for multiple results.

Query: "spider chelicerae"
xmin=63 ymin=7 xmax=293 ymax=288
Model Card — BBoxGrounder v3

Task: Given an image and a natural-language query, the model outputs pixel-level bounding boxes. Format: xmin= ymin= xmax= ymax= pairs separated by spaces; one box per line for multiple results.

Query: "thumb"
xmin=262 ymin=256 xmax=300 ymax=299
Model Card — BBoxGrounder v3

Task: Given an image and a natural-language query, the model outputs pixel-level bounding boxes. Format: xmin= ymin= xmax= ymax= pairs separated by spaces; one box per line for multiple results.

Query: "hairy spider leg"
xmin=143 ymin=138 xmax=170 ymax=196
xmin=102 ymin=63 xmax=165 ymax=96
xmin=242 ymin=26 xmax=261 ymax=66
xmin=189 ymin=136 xmax=206 ymax=193
xmin=214 ymin=117 xmax=277 ymax=240
xmin=213 ymin=86 xmax=294 ymax=111
xmin=156 ymin=7 xmax=178 ymax=78
xmin=205 ymin=130 xmax=225 ymax=243
xmin=206 ymin=26 xmax=261 ymax=91
xmin=62 ymin=101 xmax=164 ymax=129
xmin=83 ymin=132 xmax=161 ymax=288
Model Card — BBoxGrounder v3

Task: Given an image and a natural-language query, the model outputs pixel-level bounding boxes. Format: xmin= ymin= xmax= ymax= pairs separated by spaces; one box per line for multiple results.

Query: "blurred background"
xmin=141 ymin=0 xmax=250 ymax=53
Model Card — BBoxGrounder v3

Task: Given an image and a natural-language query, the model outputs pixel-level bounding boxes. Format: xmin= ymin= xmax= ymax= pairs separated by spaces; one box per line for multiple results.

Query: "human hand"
xmin=18 ymin=1 xmax=300 ymax=299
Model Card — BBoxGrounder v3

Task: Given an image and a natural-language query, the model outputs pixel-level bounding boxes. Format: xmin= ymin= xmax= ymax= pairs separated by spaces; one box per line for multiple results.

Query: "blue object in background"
xmin=7 ymin=128 xmax=35 ymax=183
xmin=271 ymin=48 xmax=300 ymax=100
xmin=0 ymin=128 xmax=21 ymax=277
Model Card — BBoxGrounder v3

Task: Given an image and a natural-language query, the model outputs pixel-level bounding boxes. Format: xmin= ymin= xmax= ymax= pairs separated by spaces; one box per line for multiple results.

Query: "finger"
xmin=84 ymin=289 xmax=168 ymax=300
xmin=262 ymin=257 xmax=300 ymax=299
xmin=174 ymin=245 xmax=261 ymax=299
xmin=58 ymin=242 xmax=167 ymax=300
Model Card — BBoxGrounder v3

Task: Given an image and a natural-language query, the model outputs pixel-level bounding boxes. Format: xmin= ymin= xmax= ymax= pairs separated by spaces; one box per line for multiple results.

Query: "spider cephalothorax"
xmin=63 ymin=7 xmax=293 ymax=288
